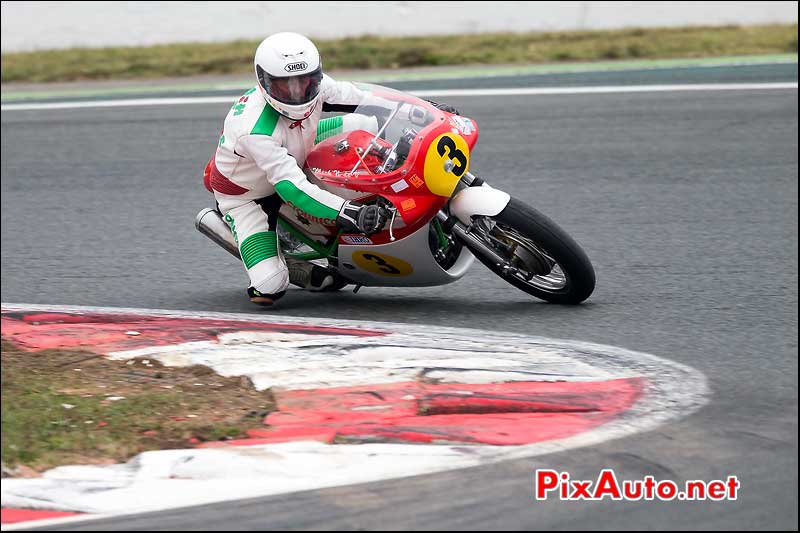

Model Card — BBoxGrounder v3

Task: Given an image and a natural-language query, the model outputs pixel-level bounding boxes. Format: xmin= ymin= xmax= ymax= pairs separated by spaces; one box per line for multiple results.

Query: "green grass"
xmin=1 ymin=24 xmax=796 ymax=83
xmin=1 ymin=341 xmax=274 ymax=472
xmin=2 ymin=382 xmax=236 ymax=467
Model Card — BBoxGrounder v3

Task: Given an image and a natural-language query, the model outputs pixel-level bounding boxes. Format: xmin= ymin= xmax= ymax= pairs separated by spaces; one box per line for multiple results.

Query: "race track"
xmin=1 ymin=66 xmax=797 ymax=529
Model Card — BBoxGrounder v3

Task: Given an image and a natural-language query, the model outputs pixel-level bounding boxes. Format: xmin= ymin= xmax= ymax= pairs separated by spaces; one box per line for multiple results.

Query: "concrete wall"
xmin=2 ymin=1 xmax=797 ymax=52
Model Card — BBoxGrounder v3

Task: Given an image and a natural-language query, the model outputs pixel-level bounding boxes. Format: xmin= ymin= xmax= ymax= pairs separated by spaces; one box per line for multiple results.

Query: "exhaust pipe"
xmin=195 ymin=208 xmax=241 ymax=260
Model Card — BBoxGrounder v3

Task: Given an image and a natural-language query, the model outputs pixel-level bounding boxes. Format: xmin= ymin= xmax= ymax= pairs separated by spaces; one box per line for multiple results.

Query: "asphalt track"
xmin=1 ymin=65 xmax=798 ymax=529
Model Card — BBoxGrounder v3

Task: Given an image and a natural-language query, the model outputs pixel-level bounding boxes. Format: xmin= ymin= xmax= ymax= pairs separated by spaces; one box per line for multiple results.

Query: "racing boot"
xmin=247 ymin=287 xmax=286 ymax=306
xmin=286 ymin=259 xmax=342 ymax=292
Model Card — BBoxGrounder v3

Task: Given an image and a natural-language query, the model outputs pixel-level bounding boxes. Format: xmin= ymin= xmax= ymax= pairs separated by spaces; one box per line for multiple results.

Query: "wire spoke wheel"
xmin=475 ymin=219 xmax=569 ymax=291
xmin=461 ymin=199 xmax=595 ymax=304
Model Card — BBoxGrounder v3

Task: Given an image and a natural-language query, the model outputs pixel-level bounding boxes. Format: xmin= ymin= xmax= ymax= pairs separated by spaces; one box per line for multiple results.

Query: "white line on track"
xmin=1 ymin=83 xmax=796 ymax=111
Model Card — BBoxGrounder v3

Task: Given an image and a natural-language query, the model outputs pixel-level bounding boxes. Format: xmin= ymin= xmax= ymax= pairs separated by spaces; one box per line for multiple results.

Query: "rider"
xmin=205 ymin=32 xmax=392 ymax=306
xmin=206 ymin=32 xmax=460 ymax=306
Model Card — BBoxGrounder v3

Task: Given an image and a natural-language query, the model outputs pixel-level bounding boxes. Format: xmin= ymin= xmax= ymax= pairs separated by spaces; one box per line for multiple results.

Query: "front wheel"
xmin=462 ymin=199 xmax=595 ymax=304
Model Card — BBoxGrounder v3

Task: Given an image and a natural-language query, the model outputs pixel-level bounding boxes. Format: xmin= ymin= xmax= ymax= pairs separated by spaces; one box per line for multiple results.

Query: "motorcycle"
xmin=196 ymin=84 xmax=595 ymax=304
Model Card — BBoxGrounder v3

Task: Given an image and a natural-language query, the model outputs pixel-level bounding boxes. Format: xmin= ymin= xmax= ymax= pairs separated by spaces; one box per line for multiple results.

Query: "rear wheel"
xmin=462 ymin=199 xmax=595 ymax=304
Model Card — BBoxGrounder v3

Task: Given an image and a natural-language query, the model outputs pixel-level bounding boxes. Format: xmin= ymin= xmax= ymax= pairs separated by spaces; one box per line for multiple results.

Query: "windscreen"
xmin=347 ymin=84 xmax=437 ymax=173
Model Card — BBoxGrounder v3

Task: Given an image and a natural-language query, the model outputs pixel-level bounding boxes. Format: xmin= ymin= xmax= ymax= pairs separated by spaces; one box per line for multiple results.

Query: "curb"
xmin=1 ymin=304 xmax=708 ymax=528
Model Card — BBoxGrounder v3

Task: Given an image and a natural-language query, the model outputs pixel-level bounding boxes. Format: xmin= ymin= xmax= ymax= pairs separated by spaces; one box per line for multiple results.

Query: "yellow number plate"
xmin=424 ymin=132 xmax=470 ymax=196
xmin=352 ymin=251 xmax=414 ymax=277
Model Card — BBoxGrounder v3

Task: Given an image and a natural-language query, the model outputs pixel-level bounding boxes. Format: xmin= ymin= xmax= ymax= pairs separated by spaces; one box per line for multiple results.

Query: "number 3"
xmin=436 ymin=136 xmax=468 ymax=177
xmin=362 ymin=253 xmax=401 ymax=274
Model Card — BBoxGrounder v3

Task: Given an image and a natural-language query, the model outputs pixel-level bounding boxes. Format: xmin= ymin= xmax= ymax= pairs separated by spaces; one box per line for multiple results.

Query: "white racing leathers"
xmin=208 ymin=75 xmax=375 ymax=296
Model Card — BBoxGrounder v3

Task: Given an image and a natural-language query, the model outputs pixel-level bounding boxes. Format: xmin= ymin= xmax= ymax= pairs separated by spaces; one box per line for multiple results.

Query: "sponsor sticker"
xmin=401 ymin=198 xmax=417 ymax=211
xmin=408 ymin=174 xmax=424 ymax=188
xmin=285 ymin=61 xmax=308 ymax=73
xmin=450 ymin=116 xmax=476 ymax=135
xmin=288 ymin=203 xmax=336 ymax=226
xmin=390 ymin=180 xmax=410 ymax=193
xmin=310 ymin=168 xmax=368 ymax=178
xmin=341 ymin=235 xmax=374 ymax=245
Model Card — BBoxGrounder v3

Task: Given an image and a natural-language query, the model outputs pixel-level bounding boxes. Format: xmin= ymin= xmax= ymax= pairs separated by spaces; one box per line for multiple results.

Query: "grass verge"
xmin=1 ymin=24 xmax=796 ymax=83
xmin=1 ymin=340 xmax=275 ymax=474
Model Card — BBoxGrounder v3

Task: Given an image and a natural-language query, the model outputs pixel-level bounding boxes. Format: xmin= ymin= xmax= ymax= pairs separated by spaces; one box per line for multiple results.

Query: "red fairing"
xmin=449 ymin=114 xmax=480 ymax=152
xmin=305 ymin=130 xmax=392 ymax=176
xmin=296 ymin=84 xmax=481 ymax=243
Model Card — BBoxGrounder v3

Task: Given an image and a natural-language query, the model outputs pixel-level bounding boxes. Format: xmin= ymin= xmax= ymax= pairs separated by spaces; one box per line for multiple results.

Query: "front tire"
xmin=462 ymin=198 xmax=595 ymax=304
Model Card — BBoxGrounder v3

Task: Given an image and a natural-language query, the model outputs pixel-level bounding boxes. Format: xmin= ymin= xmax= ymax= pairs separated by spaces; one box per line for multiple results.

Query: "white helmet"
xmin=254 ymin=32 xmax=323 ymax=121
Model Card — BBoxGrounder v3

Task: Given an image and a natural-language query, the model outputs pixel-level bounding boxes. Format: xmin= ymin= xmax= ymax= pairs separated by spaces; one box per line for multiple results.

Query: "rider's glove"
xmin=424 ymin=99 xmax=460 ymax=115
xmin=336 ymin=201 xmax=390 ymax=236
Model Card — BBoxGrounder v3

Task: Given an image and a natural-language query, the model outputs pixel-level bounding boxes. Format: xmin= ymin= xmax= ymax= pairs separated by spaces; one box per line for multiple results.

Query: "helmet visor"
xmin=258 ymin=66 xmax=323 ymax=106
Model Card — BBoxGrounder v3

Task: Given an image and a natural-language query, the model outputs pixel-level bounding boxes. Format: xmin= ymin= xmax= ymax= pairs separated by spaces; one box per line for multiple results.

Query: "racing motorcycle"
xmin=196 ymin=84 xmax=595 ymax=304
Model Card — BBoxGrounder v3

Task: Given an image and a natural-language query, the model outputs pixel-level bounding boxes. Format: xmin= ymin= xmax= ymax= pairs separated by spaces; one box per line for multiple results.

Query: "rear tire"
xmin=463 ymin=198 xmax=595 ymax=304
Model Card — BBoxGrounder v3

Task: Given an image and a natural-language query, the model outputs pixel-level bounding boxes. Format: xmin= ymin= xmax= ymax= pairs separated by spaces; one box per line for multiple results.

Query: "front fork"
xmin=437 ymin=172 xmax=513 ymax=270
